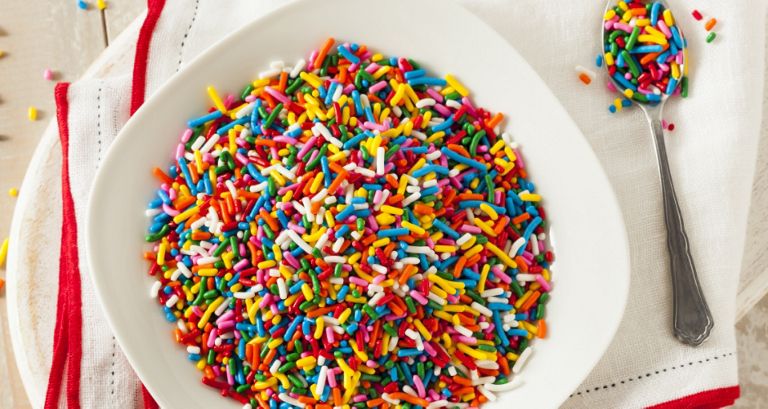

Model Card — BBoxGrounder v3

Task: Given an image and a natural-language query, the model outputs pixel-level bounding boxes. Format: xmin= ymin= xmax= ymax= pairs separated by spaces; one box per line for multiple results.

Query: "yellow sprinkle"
xmin=623 ymin=89 xmax=634 ymax=99
xmin=296 ymin=356 xmax=317 ymax=369
xmin=338 ymin=308 xmax=352 ymax=324
xmin=28 ymin=106 xmax=38 ymax=121
xmin=663 ymin=9 xmax=674 ymax=26
xmin=300 ymin=72 xmax=323 ymax=88
xmin=434 ymin=245 xmax=457 ymax=253
xmin=486 ymin=242 xmax=517 ymax=268
xmin=197 ymin=268 xmax=218 ymax=277
xmin=8 ymin=188 xmax=18 ymax=197
xmin=0 ymin=238 xmax=9 ymax=268
xmin=464 ymin=244 xmax=484 ymax=259
xmin=97 ymin=0 xmax=106 ymax=10
xmin=156 ymin=242 xmax=167 ymax=265
xmin=457 ymin=343 xmax=489 ymax=360
xmin=372 ymin=237 xmax=390 ymax=248
xmin=479 ymin=203 xmax=499 ymax=220
xmin=380 ymin=205 xmax=404 ymax=215
xmin=408 ymin=320 xmax=430 ymax=341
xmin=301 ymin=283 xmax=314 ymax=301
xmin=617 ymin=1 xmax=628 ymax=11
xmin=637 ymin=35 xmax=667 ymax=45
xmin=445 ymin=74 xmax=469 ymax=97
xmin=489 ymin=140 xmax=506 ymax=155
xmin=173 ymin=205 xmax=200 ymax=224
xmin=604 ymin=53 xmax=615 ymax=66
xmin=257 ymin=260 xmax=276 ymax=269
xmin=206 ymin=86 xmax=228 ymax=114
xmin=671 ymin=63 xmax=681 ymax=80
xmin=198 ymin=297 xmax=225 ymax=328
xmin=519 ymin=193 xmax=542 ymax=202
xmin=478 ymin=264 xmax=490 ymax=293
xmin=268 ymin=338 xmax=284 ymax=349
xmin=401 ymin=221 xmax=425 ymax=235
xmin=474 ymin=219 xmax=497 ymax=237
xmin=604 ymin=9 xmax=616 ymax=20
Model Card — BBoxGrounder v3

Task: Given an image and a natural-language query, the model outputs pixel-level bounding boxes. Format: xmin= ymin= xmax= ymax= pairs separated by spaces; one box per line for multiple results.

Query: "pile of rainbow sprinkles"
xmin=603 ymin=0 xmax=688 ymax=108
xmin=145 ymin=38 xmax=553 ymax=409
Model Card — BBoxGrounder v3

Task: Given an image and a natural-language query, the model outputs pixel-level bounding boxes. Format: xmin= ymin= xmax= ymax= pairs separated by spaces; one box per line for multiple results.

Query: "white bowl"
xmin=87 ymin=0 xmax=630 ymax=407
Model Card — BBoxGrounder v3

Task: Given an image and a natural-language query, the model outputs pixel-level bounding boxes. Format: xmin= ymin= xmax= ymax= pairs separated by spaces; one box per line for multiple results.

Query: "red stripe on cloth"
xmin=45 ymin=82 xmax=84 ymax=409
xmin=141 ymin=384 xmax=159 ymax=409
xmin=130 ymin=0 xmax=166 ymax=115
xmin=646 ymin=386 xmax=740 ymax=409
xmin=132 ymin=1 xmax=166 ymax=407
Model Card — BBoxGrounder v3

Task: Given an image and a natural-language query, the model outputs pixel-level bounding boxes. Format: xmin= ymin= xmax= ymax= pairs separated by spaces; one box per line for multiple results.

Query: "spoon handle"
xmin=648 ymin=117 xmax=714 ymax=346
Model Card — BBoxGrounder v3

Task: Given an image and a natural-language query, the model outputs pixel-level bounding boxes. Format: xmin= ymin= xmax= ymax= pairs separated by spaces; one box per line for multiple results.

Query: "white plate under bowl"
xmin=87 ymin=0 xmax=630 ymax=407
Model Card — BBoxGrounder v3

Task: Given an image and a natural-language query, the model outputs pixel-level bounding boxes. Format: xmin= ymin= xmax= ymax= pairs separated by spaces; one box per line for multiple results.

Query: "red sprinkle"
xmin=692 ymin=10 xmax=703 ymax=21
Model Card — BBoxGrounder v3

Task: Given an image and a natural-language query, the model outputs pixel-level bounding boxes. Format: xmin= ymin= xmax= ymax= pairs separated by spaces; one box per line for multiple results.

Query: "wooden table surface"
xmin=0 ymin=2 xmax=766 ymax=408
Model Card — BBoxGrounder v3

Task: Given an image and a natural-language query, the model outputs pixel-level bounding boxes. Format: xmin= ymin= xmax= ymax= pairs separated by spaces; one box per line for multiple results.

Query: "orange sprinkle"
xmin=387 ymin=392 xmax=429 ymax=407
xmin=578 ymin=72 xmax=592 ymax=85
xmin=537 ymin=319 xmax=548 ymax=338
xmin=704 ymin=18 xmax=717 ymax=31
xmin=315 ymin=38 xmax=335 ymax=69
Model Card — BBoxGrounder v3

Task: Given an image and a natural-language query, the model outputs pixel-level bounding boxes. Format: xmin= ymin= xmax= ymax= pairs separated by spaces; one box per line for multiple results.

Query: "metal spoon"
xmin=601 ymin=0 xmax=713 ymax=346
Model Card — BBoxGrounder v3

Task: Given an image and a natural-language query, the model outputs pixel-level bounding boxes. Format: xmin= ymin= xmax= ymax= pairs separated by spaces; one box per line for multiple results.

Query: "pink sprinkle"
xmin=43 ymin=69 xmax=54 ymax=81
xmin=409 ymin=291 xmax=428 ymax=305
xmin=535 ymin=275 xmax=552 ymax=292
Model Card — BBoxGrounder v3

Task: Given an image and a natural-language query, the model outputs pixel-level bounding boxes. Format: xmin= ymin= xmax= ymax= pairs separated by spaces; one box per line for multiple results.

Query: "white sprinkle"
xmin=427 ymin=292 xmax=446 ymax=305
xmin=454 ymin=325 xmax=473 ymax=337
xmin=471 ymin=302 xmax=493 ymax=317
xmin=445 ymin=99 xmax=462 ymax=109
xmin=165 ymin=294 xmax=179 ymax=308
xmin=477 ymin=385 xmax=497 ymax=401
xmin=313 ymin=123 xmax=343 ymax=148
xmin=200 ymin=134 xmax=221 ymax=154
xmin=316 ymin=366 xmax=328 ymax=397
xmin=145 ymin=208 xmax=162 ymax=217
xmin=277 ymin=393 xmax=306 ymax=408
xmin=289 ymin=59 xmax=306 ymax=78
xmin=410 ymin=130 xmax=427 ymax=141
xmin=368 ymin=292 xmax=385 ymax=306
xmin=259 ymin=69 xmax=281 ymax=79
xmin=456 ymin=233 xmax=473 ymax=246
xmin=187 ymin=346 xmax=201 ymax=354
xmin=531 ymin=234 xmax=540 ymax=256
xmin=214 ymin=297 xmax=231 ymax=316
xmin=150 ymin=281 xmax=162 ymax=298
xmin=509 ymin=237 xmax=526 ymax=257
xmin=370 ymin=264 xmax=387 ymax=275
xmin=270 ymin=60 xmax=285 ymax=70
xmin=512 ymin=346 xmax=533 ymax=374
xmin=376 ymin=147 xmax=385 ymax=175
xmin=352 ymin=166 xmax=376 ymax=178
xmin=475 ymin=360 xmax=499 ymax=370
xmin=196 ymin=256 xmax=220 ymax=265
xmin=415 ymin=98 xmax=436 ymax=108
xmin=516 ymin=273 xmax=537 ymax=282
xmin=402 ymin=192 xmax=421 ymax=207
xmin=234 ymin=291 xmax=256 ymax=299
xmin=382 ymin=393 xmax=400 ymax=405
xmin=286 ymin=230 xmax=314 ymax=254
xmin=484 ymin=378 xmax=523 ymax=392
xmin=277 ymin=278 xmax=288 ymax=299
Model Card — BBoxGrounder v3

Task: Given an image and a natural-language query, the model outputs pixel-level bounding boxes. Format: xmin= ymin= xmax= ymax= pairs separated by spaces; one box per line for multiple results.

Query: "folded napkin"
xmin=21 ymin=0 xmax=766 ymax=408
